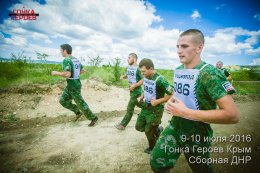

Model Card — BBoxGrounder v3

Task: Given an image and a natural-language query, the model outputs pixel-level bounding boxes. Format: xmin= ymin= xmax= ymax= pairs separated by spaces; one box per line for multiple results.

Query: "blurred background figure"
xmin=216 ymin=61 xmax=233 ymax=83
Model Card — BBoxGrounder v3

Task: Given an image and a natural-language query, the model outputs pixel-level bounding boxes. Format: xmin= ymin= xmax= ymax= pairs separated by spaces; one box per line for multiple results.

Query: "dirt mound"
xmin=84 ymin=79 xmax=110 ymax=91
xmin=0 ymin=83 xmax=56 ymax=94
xmin=0 ymin=79 xmax=130 ymax=121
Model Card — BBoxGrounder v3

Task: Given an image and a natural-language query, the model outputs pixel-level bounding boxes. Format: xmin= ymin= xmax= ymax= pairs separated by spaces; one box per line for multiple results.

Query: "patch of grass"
xmin=1 ymin=60 xmax=259 ymax=95
xmin=4 ymin=114 xmax=20 ymax=122
xmin=81 ymin=66 xmax=128 ymax=87
xmin=232 ymin=82 xmax=260 ymax=95
xmin=157 ymin=69 xmax=174 ymax=84
xmin=0 ymin=62 xmax=63 ymax=89
xmin=232 ymin=69 xmax=260 ymax=81
xmin=90 ymin=67 xmax=114 ymax=85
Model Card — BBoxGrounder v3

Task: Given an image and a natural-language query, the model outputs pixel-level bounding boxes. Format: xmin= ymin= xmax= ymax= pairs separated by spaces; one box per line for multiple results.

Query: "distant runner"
xmin=115 ymin=53 xmax=143 ymax=130
xmin=216 ymin=61 xmax=233 ymax=83
xmin=51 ymin=44 xmax=98 ymax=127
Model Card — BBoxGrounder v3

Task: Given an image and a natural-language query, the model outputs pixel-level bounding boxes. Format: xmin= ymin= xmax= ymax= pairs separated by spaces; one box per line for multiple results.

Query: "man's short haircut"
xmin=139 ymin=58 xmax=154 ymax=69
xmin=60 ymin=44 xmax=72 ymax=54
xmin=180 ymin=29 xmax=204 ymax=45
xmin=129 ymin=53 xmax=138 ymax=60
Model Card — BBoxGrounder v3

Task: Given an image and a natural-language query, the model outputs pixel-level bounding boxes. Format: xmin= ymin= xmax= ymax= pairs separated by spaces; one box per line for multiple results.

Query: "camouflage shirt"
xmin=173 ymin=61 xmax=235 ymax=111
xmin=62 ymin=56 xmax=83 ymax=90
xmin=144 ymin=72 xmax=173 ymax=105
xmin=218 ymin=68 xmax=230 ymax=77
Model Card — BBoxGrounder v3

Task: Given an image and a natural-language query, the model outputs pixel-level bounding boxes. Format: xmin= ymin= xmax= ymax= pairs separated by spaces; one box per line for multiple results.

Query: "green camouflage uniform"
xmin=120 ymin=66 xmax=143 ymax=127
xmin=136 ymin=72 xmax=173 ymax=150
xmin=59 ymin=56 xmax=96 ymax=120
xmin=219 ymin=68 xmax=231 ymax=78
xmin=150 ymin=61 xmax=236 ymax=173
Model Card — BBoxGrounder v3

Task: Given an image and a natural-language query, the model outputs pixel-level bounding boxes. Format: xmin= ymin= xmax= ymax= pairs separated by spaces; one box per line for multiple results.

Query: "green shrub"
xmin=90 ymin=67 xmax=114 ymax=85
xmin=0 ymin=62 xmax=23 ymax=80
xmin=232 ymin=69 xmax=260 ymax=81
xmin=157 ymin=69 xmax=174 ymax=84
xmin=112 ymin=57 xmax=121 ymax=82
xmin=1 ymin=52 xmax=259 ymax=96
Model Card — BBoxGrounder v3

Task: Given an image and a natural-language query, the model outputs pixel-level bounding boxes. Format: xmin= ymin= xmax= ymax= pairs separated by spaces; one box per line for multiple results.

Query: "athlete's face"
xmin=140 ymin=66 xmax=153 ymax=78
xmin=216 ymin=62 xmax=223 ymax=69
xmin=127 ymin=55 xmax=135 ymax=65
xmin=177 ymin=35 xmax=202 ymax=64
xmin=60 ymin=49 xmax=66 ymax=57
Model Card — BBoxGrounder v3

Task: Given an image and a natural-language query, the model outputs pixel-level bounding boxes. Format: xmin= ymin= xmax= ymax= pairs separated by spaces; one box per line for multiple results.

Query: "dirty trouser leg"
xmin=135 ymin=108 xmax=146 ymax=132
xmin=71 ymin=88 xmax=97 ymax=121
xmin=145 ymin=124 xmax=159 ymax=149
xmin=183 ymin=141 xmax=213 ymax=173
xmin=181 ymin=122 xmax=213 ymax=173
xmin=145 ymin=107 xmax=164 ymax=149
xmin=120 ymin=93 xmax=140 ymax=127
xmin=59 ymin=87 xmax=81 ymax=115
xmin=150 ymin=124 xmax=181 ymax=173
xmin=150 ymin=121 xmax=213 ymax=173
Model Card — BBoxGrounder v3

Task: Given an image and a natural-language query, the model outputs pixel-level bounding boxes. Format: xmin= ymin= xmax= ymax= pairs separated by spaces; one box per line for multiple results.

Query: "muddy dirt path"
xmin=0 ymin=79 xmax=131 ymax=120
xmin=1 ymin=80 xmax=260 ymax=173
xmin=0 ymin=100 xmax=260 ymax=173
xmin=0 ymin=112 xmax=157 ymax=173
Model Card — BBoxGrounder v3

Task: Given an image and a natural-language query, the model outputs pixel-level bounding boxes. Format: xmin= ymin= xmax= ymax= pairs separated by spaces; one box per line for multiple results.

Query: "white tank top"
xmin=144 ymin=75 xmax=161 ymax=103
xmin=173 ymin=64 xmax=209 ymax=122
xmin=127 ymin=66 xmax=137 ymax=84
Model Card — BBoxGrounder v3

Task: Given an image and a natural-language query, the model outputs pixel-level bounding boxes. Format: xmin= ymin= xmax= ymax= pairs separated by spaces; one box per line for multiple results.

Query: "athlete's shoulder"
xmin=199 ymin=63 xmax=227 ymax=84
xmin=136 ymin=67 xmax=142 ymax=76
xmin=63 ymin=57 xmax=71 ymax=64
xmin=156 ymin=72 xmax=168 ymax=84
xmin=71 ymin=56 xmax=80 ymax=62
xmin=201 ymin=63 xmax=217 ymax=74
xmin=204 ymin=63 xmax=215 ymax=69
xmin=222 ymin=68 xmax=230 ymax=73
xmin=155 ymin=72 xmax=163 ymax=79
xmin=175 ymin=64 xmax=184 ymax=70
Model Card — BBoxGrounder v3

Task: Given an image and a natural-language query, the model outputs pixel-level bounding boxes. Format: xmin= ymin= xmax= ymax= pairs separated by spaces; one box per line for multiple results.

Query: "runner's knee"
xmin=135 ymin=123 xmax=144 ymax=132
xmin=59 ymin=97 xmax=66 ymax=106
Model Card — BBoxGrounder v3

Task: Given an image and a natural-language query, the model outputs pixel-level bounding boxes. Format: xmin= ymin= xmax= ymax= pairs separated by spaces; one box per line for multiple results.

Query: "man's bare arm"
xmin=129 ymin=79 xmax=144 ymax=91
xmin=51 ymin=71 xmax=71 ymax=78
xmin=166 ymin=94 xmax=239 ymax=124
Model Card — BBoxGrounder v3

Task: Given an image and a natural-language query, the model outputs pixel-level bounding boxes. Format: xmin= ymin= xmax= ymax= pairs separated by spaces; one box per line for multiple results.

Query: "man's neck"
xmin=65 ymin=54 xmax=72 ymax=58
xmin=130 ymin=62 xmax=137 ymax=66
xmin=184 ymin=57 xmax=201 ymax=69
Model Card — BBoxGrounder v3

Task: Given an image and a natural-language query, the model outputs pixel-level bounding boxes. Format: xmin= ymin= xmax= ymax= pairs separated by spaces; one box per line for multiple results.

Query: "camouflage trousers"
xmin=135 ymin=105 xmax=164 ymax=149
xmin=150 ymin=117 xmax=213 ymax=173
xmin=120 ymin=92 xmax=142 ymax=127
xmin=59 ymin=86 xmax=96 ymax=120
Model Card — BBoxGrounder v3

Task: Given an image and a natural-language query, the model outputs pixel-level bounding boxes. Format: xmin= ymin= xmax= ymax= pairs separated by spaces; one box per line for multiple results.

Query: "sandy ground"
xmin=0 ymin=79 xmax=130 ymax=120
xmin=0 ymin=80 xmax=260 ymax=173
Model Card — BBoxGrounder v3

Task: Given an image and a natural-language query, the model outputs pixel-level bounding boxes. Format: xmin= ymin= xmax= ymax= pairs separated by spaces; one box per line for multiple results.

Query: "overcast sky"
xmin=0 ymin=0 xmax=259 ymax=69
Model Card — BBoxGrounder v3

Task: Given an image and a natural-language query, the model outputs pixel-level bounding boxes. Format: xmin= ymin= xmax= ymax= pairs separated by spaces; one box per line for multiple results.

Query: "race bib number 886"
xmin=174 ymin=82 xmax=190 ymax=96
